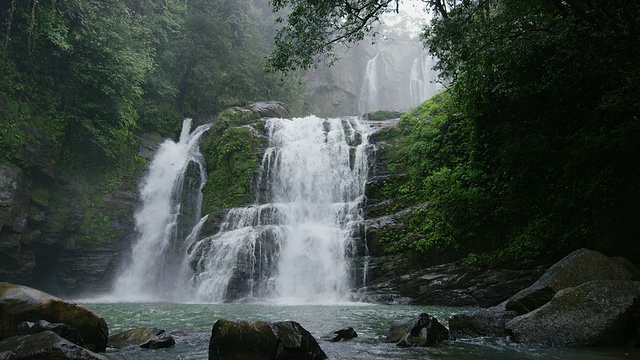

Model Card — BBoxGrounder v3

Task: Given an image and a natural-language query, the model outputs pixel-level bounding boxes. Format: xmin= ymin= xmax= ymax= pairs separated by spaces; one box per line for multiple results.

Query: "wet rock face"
xmin=506 ymin=280 xmax=640 ymax=347
xmin=0 ymin=164 xmax=33 ymax=283
xmin=0 ymin=160 xmax=140 ymax=296
xmin=209 ymin=319 xmax=327 ymax=360
xmin=0 ymin=331 xmax=107 ymax=360
xmin=0 ymin=282 xmax=109 ymax=353
xmin=359 ymin=257 xmax=543 ymax=307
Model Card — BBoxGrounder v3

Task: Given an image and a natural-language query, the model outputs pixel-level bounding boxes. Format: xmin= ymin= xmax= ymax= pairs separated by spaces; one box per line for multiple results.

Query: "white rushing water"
xmin=111 ymin=119 xmax=210 ymax=302
xmin=189 ymin=116 xmax=370 ymax=303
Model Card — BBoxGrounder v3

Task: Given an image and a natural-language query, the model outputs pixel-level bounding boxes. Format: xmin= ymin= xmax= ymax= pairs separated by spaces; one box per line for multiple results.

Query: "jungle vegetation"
xmin=270 ymin=0 xmax=640 ymax=265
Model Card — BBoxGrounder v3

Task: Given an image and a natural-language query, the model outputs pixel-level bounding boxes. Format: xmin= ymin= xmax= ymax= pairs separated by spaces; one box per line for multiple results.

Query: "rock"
xmin=506 ymin=280 xmax=640 ymax=347
xmin=209 ymin=319 xmax=327 ymax=360
xmin=108 ymin=328 xmax=175 ymax=349
xmin=17 ymin=320 xmax=85 ymax=348
xmin=227 ymin=102 xmax=292 ymax=120
xmin=320 ymin=327 xmax=358 ymax=342
xmin=246 ymin=102 xmax=293 ymax=119
xmin=0 ymin=330 xmax=107 ymax=360
xmin=385 ymin=313 xmax=449 ymax=347
xmin=505 ymin=249 xmax=638 ymax=314
xmin=0 ymin=282 xmax=108 ymax=352
xmin=448 ymin=300 xmax=518 ymax=339
xmin=359 ymin=257 xmax=543 ymax=307
xmin=0 ymin=164 xmax=28 ymax=233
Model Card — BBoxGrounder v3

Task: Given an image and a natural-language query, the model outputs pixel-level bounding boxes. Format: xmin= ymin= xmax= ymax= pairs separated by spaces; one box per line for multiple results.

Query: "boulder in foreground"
xmin=0 ymin=282 xmax=108 ymax=352
xmin=0 ymin=330 xmax=107 ymax=360
xmin=209 ymin=319 xmax=327 ymax=360
xmin=505 ymin=249 xmax=638 ymax=314
xmin=506 ymin=280 xmax=640 ymax=347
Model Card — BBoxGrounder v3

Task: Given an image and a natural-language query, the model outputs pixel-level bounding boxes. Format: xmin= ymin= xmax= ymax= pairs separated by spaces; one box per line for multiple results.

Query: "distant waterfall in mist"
xmin=409 ymin=50 xmax=443 ymax=107
xmin=188 ymin=116 xmax=370 ymax=303
xmin=111 ymin=119 xmax=210 ymax=301
xmin=358 ymin=54 xmax=381 ymax=114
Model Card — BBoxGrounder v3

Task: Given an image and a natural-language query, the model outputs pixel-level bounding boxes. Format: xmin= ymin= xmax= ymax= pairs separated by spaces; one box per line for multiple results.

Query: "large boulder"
xmin=0 ymin=330 xmax=107 ymax=360
xmin=209 ymin=319 xmax=327 ymax=360
xmin=385 ymin=313 xmax=449 ymax=347
xmin=505 ymin=249 xmax=638 ymax=314
xmin=506 ymin=280 xmax=640 ymax=347
xmin=0 ymin=282 xmax=108 ymax=352
xmin=449 ymin=300 xmax=518 ymax=339
xmin=108 ymin=328 xmax=175 ymax=349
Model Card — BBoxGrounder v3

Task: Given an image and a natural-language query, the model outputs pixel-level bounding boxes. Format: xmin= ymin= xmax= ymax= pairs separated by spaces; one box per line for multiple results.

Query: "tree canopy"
xmin=270 ymin=0 xmax=640 ymax=263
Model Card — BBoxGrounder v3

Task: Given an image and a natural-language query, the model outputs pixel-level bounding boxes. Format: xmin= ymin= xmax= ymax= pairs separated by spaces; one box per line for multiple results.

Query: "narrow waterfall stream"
xmin=188 ymin=115 xmax=370 ymax=303
xmin=358 ymin=54 xmax=381 ymax=114
xmin=111 ymin=119 xmax=210 ymax=301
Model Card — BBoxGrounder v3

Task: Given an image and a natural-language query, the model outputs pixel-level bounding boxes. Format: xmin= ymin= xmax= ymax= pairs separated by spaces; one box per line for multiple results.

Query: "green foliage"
xmin=200 ymin=113 xmax=267 ymax=214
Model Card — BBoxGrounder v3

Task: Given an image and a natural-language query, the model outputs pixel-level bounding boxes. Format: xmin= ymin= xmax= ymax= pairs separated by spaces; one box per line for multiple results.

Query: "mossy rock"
xmin=506 ymin=280 xmax=640 ymax=347
xmin=0 ymin=282 xmax=108 ymax=352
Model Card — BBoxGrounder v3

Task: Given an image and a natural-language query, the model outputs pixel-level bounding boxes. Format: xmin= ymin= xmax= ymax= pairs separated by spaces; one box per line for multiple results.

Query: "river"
xmin=82 ymin=302 xmax=638 ymax=360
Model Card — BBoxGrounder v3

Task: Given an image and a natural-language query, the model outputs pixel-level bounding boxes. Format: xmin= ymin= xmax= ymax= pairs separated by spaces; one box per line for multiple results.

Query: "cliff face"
xmin=0 ymin=133 xmax=159 ymax=297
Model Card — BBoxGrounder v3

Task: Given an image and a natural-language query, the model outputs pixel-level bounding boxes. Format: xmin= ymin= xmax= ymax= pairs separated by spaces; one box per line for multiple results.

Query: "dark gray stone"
xmin=385 ymin=313 xmax=449 ymax=347
xmin=449 ymin=301 xmax=518 ymax=339
xmin=506 ymin=280 xmax=640 ymax=347
xmin=209 ymin=319 xmax=327 ymax=360
xmin=321 ymin=327 xmax=358 ymax=342
xmin=505 ymin=249 xmax=639 ymax=315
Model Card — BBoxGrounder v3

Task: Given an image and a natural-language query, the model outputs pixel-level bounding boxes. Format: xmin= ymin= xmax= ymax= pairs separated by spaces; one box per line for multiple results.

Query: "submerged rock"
xmin=0 ymin=282 xmax=108 ymax=352
xmin=108 ymin=328 xmax=175 ymax=349
xmin=385 ymin=313 xmax=449 ymax=347
xmin=506 ymin=280 xmax=640 ymax=347
xmin=0 ymin=330 xmax=107 ymax=360
xmin=448 ymin=301 xmax=518 ymax=339
xmin=321 ymin=327 xmax=358 ymax=342
xmin=505 ymin=248 xmax=639 ymax=314
xmin=17 ymin=320 xmax=86 ymax=348
xmin=209 ymin=319 xmax=327 ymax=360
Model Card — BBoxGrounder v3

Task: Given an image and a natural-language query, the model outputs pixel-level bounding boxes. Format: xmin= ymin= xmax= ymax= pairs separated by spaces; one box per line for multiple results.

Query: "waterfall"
xmin=188 ymin=116 xmax=370 ymax=303
xmin=409 ymin=50 xmax=443 ymax=107
xmin=358 ymin=54 xmax=380 ymax=114
xmin=112 ymin=119 xmax=210 ymax=301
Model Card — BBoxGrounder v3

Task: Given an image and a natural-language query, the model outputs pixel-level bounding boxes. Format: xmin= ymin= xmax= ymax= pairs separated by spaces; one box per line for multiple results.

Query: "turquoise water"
xmin=82 ymin=302 xmax=639 ymax=360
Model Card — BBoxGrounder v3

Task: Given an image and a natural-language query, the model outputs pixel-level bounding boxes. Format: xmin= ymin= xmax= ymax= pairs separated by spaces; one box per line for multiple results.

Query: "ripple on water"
xmin=81 ymin=302 xmax=640 ymax=360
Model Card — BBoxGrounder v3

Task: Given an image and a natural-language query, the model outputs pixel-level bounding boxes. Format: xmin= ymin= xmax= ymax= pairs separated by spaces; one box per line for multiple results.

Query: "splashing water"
xmin=188 ymin=116 xmax=370 ymax=303
xmin=111 ymin=119 xmax=210 ymax=302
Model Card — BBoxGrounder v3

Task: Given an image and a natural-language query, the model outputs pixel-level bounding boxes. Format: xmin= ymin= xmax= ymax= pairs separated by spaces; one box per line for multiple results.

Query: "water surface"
xmin=83 ymin=302 xmax=639 ymax=360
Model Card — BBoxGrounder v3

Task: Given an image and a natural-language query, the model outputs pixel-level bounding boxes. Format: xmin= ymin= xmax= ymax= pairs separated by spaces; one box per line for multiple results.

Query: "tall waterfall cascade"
xmin=188 ymin=116 xmax=371 ymax=303
xmin=111 ymin=119 xmax=210 ymax=301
